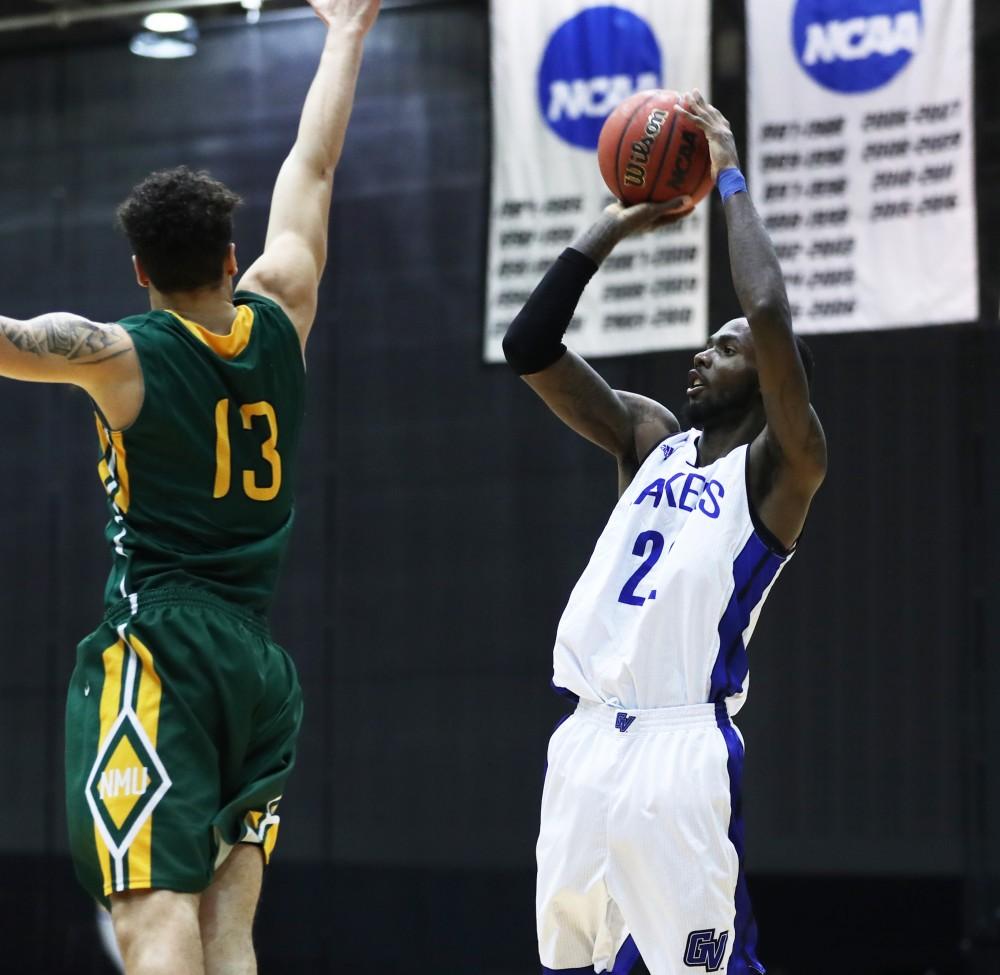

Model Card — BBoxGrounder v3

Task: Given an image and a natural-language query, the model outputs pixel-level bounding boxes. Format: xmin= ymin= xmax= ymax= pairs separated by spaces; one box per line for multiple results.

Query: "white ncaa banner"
xmin=747 ymin=0 xmax=979 ymax=333
xmin=484 ymin=0 xmax=711 ymax=363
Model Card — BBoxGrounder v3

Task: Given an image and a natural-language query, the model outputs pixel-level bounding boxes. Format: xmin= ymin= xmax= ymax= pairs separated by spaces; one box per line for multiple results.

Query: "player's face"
xmin=685 ymin=319 xmax=759 ymax=429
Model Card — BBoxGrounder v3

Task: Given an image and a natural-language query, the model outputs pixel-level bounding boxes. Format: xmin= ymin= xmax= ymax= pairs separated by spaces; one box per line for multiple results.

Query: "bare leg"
xmin=199 ymin=844 xmax=263 ymax=975
xmin=111 ymin=889 xmax=204 ymax=975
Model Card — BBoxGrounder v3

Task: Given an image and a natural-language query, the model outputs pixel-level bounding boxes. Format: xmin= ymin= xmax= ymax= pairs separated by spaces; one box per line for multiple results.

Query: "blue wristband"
xmin=717 ymin=167 xmax=747 ymax=202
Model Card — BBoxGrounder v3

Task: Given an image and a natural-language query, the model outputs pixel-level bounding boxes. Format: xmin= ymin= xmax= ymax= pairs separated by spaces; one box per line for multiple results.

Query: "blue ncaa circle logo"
xmin=792 ymin=0 xmax=923 ymax=94
xmin=537 ymin=5 xmax=663 ymax=150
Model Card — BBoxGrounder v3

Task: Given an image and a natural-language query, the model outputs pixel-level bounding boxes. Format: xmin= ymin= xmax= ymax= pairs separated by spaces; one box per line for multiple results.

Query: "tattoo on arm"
xmin=0 ymin=314 xmax=130 ymax=365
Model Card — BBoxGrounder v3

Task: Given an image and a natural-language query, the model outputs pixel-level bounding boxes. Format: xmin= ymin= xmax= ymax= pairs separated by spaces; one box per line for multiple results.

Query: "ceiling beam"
xmin=0 ymin=0 xmax=465 ymax=35
xmin=0 ymin=0 xmax=247 ymax=34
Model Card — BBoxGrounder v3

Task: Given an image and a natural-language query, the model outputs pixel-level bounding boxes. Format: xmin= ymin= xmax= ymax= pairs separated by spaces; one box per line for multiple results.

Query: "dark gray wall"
xmin=0 ymin=3 xmax=998 ymax=969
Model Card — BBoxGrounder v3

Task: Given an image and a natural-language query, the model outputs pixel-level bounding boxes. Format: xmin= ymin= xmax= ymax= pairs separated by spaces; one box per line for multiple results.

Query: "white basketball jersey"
xmin=552 ymin=428 xmax=791 ymax=714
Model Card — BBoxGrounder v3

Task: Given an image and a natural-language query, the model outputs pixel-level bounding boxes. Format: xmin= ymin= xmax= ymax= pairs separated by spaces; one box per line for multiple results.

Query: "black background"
xmin=1 ymin=1 xmax=998 ymax=972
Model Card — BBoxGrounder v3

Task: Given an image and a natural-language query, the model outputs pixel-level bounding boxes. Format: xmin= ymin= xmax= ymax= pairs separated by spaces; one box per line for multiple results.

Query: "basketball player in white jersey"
xmin=502 ymin=92 xmax=827 ymax=975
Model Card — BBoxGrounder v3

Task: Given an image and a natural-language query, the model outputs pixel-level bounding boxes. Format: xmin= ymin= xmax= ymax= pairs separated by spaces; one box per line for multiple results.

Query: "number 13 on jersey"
xmin=213 ymin=398 xmax=281 ymax=501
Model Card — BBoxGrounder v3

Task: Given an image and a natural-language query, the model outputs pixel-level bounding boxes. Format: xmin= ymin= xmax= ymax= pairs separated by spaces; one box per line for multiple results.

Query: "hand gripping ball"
xmin=598 ymin=89 xmax=714 ymax=211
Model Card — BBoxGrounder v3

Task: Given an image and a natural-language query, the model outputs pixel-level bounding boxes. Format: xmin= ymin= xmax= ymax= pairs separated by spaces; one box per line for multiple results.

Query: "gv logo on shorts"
xmin=684 ymin=928 xmax=729 ymax=971
xmin=615 ymin=712 xmax=636 ymax=733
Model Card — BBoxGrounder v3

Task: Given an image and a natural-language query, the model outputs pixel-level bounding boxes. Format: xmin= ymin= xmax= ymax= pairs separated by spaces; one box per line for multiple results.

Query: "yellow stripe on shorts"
xmin=124 ymin=633 xmax=162 ymax=888
xmin=94 ymin=638 xmax=126 ymax=895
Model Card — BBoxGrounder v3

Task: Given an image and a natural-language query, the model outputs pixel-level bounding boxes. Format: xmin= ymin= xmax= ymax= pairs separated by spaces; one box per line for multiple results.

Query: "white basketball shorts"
xmin=536 ymin=699 xmax=764 ymax=975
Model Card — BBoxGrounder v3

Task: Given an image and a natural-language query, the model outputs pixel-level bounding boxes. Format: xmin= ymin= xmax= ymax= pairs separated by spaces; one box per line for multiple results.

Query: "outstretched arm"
xmin=0 ymin=313 xmax=140 ymax=428
xmin=503 ymin=202 xmax=684 ymax=495
xmin=239 ymin=0 xmax=380 ymax=347
xmin=679 ymin=91 xmax=827 ymax=544
xmin=0 ymin=314 xmax=130 ymax=379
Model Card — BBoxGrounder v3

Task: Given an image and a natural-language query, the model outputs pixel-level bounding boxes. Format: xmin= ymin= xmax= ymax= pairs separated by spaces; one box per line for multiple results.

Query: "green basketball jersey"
xmin=96 ymin=291 xmax=305 ymax=617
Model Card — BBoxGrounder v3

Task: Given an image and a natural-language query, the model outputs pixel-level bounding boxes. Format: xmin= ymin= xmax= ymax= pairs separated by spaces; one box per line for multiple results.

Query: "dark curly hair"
xmin=117 ymin=166 xmax=242 ymax=293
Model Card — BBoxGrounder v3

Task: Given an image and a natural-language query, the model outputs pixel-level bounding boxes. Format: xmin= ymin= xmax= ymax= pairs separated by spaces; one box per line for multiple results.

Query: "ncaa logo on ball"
xmin=792 ymin=0 xmax=922 ymax=94
xmin=537 ymin=5 xmax=663 ymax=150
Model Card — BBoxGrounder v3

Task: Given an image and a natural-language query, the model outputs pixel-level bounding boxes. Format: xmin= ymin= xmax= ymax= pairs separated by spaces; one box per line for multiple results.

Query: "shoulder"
xmin=617 ymin=391 xmax=680 ymax=458
xmin=613 ymin=391 xmax=680 ymax=491
xmin=116 ymin=310 xmax=160 ymax=332
xmin=234 ymin=291 xmax=306 ymax=373
xmin=234 ymin=289 xmax=288 ymax=315
xmin=235 ymin=290 xmax=299 ymax=338
xmin=235 ymin=262 xmax=317 ymax=347
xmin=617 ymin=391 xmax=679 ymax=431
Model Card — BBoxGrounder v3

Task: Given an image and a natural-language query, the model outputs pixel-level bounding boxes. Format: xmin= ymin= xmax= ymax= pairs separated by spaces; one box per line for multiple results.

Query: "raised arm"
xmin=503 ymin=203 xmax=683 ymax=495
xmin=239 ymin=0 xmax=380 ymax=346
xmin=679 ymin=91 xmax=827 ymax=544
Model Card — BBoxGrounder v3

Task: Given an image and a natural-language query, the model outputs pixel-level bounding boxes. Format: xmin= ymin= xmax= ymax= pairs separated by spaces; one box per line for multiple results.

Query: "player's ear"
xmin=133 ymin=255 xmax=150 ymax=289
xmin=224 ymin=243 xmax=238 ymax=279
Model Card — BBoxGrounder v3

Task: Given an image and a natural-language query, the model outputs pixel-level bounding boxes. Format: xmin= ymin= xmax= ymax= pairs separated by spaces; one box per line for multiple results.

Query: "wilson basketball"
xmin=598 ymin=89 xmax=714 ymax=209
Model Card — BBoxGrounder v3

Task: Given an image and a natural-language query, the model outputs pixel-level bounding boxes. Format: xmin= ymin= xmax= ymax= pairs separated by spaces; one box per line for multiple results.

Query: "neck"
xmin=149 ymin=282 xmax=236 ymax=334
xmin=694 ymin=406 xmax=765 ymax=466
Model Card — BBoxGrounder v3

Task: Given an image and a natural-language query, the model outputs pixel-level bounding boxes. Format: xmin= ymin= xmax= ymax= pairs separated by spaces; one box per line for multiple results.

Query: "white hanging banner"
xmin=747 ymin=0 xmax=978 ymax=333
xmin=484 ymin=0 xmax=711 ymax=363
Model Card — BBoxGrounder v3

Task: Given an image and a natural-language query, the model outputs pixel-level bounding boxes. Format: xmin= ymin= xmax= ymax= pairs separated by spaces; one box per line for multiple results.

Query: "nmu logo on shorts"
xmin=86 ymin=707 xmax=170 ymax=859
xmin=537 ymin=5 xmax=663 ymax=150
xmin=792 ymin=0 xmax=923 ymax=94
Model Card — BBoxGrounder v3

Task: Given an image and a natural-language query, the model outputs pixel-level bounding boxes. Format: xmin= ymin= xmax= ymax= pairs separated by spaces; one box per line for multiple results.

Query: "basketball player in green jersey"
xmin=0 ymin=0 xmax=380 ymax=971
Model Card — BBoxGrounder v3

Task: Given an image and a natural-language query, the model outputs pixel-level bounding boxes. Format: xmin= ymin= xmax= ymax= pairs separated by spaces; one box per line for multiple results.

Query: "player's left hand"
xmin=306 ymin=0 xmax=381 ymax=34
xmin=676 ymin=90 xmax=740 ymax=181
xmin=606 ymin=196 xmax=693 ymax=237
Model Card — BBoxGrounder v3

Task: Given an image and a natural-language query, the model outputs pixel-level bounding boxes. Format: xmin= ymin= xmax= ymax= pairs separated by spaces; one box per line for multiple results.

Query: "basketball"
xmin=597 ymin=89 xmax=714 ymax=210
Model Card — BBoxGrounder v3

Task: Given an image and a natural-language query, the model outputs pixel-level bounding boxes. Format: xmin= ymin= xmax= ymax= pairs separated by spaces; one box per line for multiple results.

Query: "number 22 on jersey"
xmin=213 ymin=398 xmax=281 ymax=501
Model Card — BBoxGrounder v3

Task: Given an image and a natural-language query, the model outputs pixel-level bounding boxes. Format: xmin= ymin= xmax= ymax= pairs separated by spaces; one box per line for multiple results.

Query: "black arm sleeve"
xmin=501 ymin=247 xmax=599 ymax=375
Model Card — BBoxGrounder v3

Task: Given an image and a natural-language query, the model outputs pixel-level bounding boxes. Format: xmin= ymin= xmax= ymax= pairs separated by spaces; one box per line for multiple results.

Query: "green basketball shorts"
xmin=64 ymin=587 xmax=303 ymax=906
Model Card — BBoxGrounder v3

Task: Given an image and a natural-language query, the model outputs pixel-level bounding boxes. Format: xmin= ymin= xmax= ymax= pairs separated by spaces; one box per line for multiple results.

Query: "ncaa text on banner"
xmin=538 ymin=5 xmax=663 ymax=149
xmin=793 ymin=0 xmax=923 ymax=93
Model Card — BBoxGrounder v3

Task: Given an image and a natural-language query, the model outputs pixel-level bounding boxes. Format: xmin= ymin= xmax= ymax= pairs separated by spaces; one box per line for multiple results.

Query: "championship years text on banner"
xmin=484 ymin=1 xmax=711 ymax=363
xmin=747 ymin=0 xmax=978 ymax=333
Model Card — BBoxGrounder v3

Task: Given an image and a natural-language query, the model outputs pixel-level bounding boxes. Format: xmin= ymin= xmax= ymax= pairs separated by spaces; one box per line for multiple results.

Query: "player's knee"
xmin=112 ymin=890 xmax=201 ymax=973
xmin=118 ymin=943 xmax=187 ymax=975
xmin=114 ymin=926 xmax=188 ymax=975
xmin=111 ymin=896 xmax=145 ymax=954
